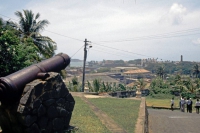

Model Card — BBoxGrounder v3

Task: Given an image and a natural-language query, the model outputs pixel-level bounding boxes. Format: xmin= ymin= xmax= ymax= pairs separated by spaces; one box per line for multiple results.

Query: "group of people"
xmin=171 ymin=97 xmax=200 ymax=114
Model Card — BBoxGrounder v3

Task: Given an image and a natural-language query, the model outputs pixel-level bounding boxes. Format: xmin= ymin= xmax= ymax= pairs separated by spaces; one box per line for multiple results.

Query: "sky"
xmin=0 ymin=0 xmax=200 ymax=62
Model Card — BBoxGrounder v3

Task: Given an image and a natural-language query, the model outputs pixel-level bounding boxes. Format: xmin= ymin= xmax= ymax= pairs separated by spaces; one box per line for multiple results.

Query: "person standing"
xmin=186 ymin=98 xmax=189 ymax=113
xmin=171 ymin=98 xmax=174 ymax=111
xmin=189 ymin=98 xmax=193 ymax=113
xmin=195 ymin=99 xmax=200 ymax=114
xmin=180 ymin=97 xmax=185 ymax=112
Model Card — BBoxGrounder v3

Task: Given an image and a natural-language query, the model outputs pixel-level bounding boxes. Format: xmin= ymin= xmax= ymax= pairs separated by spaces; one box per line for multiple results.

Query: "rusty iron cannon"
xmin=0 ymin=53 xmax=70 ymax=103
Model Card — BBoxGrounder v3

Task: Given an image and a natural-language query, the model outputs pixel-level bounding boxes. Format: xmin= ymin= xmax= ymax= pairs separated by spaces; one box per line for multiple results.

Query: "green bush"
xmin=181 ymin=92 xmax=196 ymax=99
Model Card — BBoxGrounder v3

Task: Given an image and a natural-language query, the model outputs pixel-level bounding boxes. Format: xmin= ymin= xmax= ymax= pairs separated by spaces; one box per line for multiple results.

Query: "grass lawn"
xmin=146 ymin=97 xmax=180 ymax=108
xmin=70 ymin=96 xmax=111 ymax=133
xmin=88 ymin=98 xmax=141 ymax=133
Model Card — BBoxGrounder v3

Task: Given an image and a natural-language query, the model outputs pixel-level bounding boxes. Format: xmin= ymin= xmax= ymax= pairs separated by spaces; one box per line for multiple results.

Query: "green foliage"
xmin=113 ymin=60 xmax=125 ymax=64
xmin=193 ymin=64 xmax=199 ymax=78
xmin=96 ymin=67 xmax=110 ymax=73
xmin=128 ymin=59 xmax=141 ymax=64
xmin=93 ymin=79 xmax=101 ymax=92
xmin=118 ymin=83 xmax=126 ymax=91
xmin=67 ymin=77 xmax=82 ymax=92
xmin=0 ymin=27 xmax=40 ymax=76
xmin=145 ymin=62 xmax=195 ymax=75
xmin=156 ymin=66 xmax=166 ymax=79
xmin=72 ymin=76 xmax=78 ymax=85
xmin=181 ymin=92 xmax=196 ymax=99
xmin=9 ymin=10 xmax=56 ymax=58
xmin=148 ymin=93 xmax=174 ymax=99
xmin=60 ymin=69 xmax=67 ymax=79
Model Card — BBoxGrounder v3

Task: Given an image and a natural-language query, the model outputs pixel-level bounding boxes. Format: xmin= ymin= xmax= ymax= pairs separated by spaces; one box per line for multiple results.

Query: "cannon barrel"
xmin=0 ymin=53 xmax=70 ymax=103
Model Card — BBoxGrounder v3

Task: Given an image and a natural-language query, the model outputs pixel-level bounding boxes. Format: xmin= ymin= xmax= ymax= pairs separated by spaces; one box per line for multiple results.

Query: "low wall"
xmin=135 ymin=97 xmax=148 ymax=133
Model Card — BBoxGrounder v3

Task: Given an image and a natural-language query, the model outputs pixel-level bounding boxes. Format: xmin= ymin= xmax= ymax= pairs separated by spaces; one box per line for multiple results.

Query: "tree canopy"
xmin=8 ymin=10 xmax=56 ymax=58
xmin=0 ymin=22 xmax=40 ymax=76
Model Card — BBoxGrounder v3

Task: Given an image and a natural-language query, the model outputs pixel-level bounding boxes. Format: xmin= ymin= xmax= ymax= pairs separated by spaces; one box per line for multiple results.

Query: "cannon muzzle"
xmin=0 ymin=53 xmax=70 ymax=103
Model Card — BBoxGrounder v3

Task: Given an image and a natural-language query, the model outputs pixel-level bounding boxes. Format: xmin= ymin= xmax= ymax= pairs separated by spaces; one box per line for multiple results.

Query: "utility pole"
xmin=82 ymin=38 xmax=90 ymax=92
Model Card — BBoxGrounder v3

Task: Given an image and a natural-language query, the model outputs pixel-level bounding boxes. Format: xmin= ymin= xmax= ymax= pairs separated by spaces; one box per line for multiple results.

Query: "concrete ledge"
xmin=135 ymin=97 xmax=148 ymax=133
xmin=147 ymin=106 xmax=179 ymax=110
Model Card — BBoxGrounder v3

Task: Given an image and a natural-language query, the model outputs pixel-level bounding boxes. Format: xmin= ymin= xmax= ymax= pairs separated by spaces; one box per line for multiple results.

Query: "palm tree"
xmin=156 ymin=66 xmax=165 ymax=79
xmin=9 ymin=10 xmax=56 ymax=58
xmin=183 ymin=78 xmax=196 ymax=93
xmin=193 ymin=64 xmax=199 ymax=78
xmin=93 ymin=79 xmax=101 ymax=92
xmin=136 ymin=78 xmax=147 ymax=91
xmin=0 ymin=17 xmax=3 ymax=27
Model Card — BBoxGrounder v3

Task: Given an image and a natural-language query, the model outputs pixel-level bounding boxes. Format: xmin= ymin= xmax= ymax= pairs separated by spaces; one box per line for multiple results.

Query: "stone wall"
xmin=135 ymin=97 xmax=148 ymax=133
xmin=0 ymin=72 xmax=75 ymax=133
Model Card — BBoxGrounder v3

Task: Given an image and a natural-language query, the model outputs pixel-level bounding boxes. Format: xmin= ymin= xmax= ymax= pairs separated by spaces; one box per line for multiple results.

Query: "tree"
xmin=9 ymin=10 xmax=56 ymax=58
xmin=156 ymin=66 xmax=166 ymax=79
xmin=93 ymin=79 xmax=101 ymax=92
xmin=183 ymin=78 xmax=196 ymax=93
xmin=136 ymin=79 xmax=147 ymax=90
xmin=0 ymin=25 xmax=40 ymax=76
xmin=193 ymin=64 xmax=199 ymax=78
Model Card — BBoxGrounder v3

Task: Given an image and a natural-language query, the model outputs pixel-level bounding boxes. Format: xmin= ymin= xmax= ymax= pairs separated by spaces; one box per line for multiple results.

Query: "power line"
xmin=92 ymin=48 xmax=131 ymax=58
xmin=91 ymin=41 xmax=169 ymax=61
xmin=70 ymin=45 xmax=84 ymax=58
xmin=95 ymin=28 xmax=200 ymax=43
xmin=0 ymin=13 xmax=83 ymax=42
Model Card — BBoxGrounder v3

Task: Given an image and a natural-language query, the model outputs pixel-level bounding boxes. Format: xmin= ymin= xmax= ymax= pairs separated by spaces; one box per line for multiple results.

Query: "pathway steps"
xmin=148 ymin=109 xmax=200 ymax=133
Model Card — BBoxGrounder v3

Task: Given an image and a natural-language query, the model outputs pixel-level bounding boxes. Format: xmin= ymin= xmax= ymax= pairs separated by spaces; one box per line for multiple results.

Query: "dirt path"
xmin=71 ymin=92 xmax=127 ymax=133
xmin=80 ymin=97 xmax=127 ymax=133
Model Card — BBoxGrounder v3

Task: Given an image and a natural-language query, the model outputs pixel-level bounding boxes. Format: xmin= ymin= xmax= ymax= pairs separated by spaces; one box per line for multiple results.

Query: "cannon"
xmin=0 ymin=53 xmax=76 ymax=133
xmin=0 ymin=53 xmax=70 ymax=103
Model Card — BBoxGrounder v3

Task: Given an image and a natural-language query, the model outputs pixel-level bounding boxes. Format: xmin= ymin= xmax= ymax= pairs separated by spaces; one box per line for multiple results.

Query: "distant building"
xmin=110 ymin=67 xmax=139 ymax=73
xmin=65 ymin=73 xmax=121 ymax=85
xmin=123 ymin=69 xmax=151 ymax=79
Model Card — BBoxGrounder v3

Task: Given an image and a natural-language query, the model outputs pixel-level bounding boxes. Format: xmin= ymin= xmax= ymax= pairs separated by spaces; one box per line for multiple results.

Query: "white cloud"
xmin=17 ymin=0 xmax=200 ymax=61
xmin=160 ymin=3 xmax=187 ymax=25
xmin=192 ymin=38 xmax=200 ymax=45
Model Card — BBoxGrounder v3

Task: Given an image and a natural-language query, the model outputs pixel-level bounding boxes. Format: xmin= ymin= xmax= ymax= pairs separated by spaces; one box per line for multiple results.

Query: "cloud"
xmin=160 ymin=3 xmax=187 ymax=25
xmin=192 ymin=38 xmax=200 ymax=45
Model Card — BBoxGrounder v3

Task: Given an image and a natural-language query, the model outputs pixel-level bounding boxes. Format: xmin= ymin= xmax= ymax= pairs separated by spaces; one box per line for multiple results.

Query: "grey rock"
xmin=47 ymin=106 xmax=57 ymax=119
xmin=38 ymin=116 xmax=48 ymax=129
xmin=41 ymin=92 xmax=49 ymax=101
xmin=34 ymin=83 xmax=43 ymax=97
xmin=59 ymin=83 xmax=69 ymax=97
xmin=65 ymin=93 xmax=75 ymax=102
xmin=64 ymin=113 xmax=72 ymax=128
xmin=46 ymin=121 xmax=53 ymax=132
xmin=56 ymin=98 xmax=65 ymax=106
xmin=44 ymin=99 xmax=55 ymax=106
xmin=20 ymin=89 xmax=33 ymax=105
xmin=64 ymin=101 xmax=69 ymax=109
xmin=30 ymin=123 xmax=40 ymax=133
xmin=44 ymin=82 xmax=53 ymax=91
xmin=25 ymin=115 xmax=37 ymax=127
xmin=38 ymin=104 xmax=46 ymax=117
xmin=32 ymin=109 xmax=37 ymax=114
xmin=53 ymin=118 xmax=64 ymax=131
xmin=69 ymin=102 xmax=75 ymax=112
xmin=33 ymin=99 xmax=42 ymax=109
xmin=56 ymin=107 xmax=68 ymax=117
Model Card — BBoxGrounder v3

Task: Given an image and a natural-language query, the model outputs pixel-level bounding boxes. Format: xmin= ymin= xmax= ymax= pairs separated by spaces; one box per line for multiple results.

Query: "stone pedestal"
xmin=0 ymin=72 xmax=75 ymax=133
xmin=136 ymin=89 xmax=141 ymax=98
